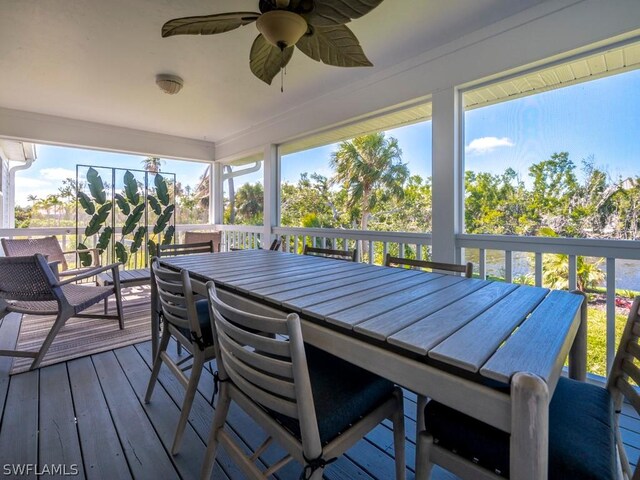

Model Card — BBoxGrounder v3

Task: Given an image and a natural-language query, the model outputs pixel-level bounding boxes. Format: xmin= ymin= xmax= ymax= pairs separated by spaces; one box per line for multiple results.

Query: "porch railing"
xmin=272 ymin=226 xmax=432 ymax=264
xmin=3 ymin=223 xmax=637 ymax=379
xmin=457 ymin=234 xmax=640 ymax=377
xmin=0 ymin=224 xmax=219 ymax=268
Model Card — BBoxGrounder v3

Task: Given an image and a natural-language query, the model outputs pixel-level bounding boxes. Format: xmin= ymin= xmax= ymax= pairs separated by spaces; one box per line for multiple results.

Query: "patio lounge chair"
xmin=2 ymin=235 xmax=100 ymax=278
xmin=184 ymin=231 xmax=222 ymax=252
xmin=0 ymin=254 xmax=123 ymax=370
xmin=145 ymin=258 xmax=216 ymax=455
xmin=414 ymin=297 xmax=640 ymax=480
xmin=200 ymin=282 xmax=406 ymax=480
xmin=303 ymin=245 xmax=356 ymax=261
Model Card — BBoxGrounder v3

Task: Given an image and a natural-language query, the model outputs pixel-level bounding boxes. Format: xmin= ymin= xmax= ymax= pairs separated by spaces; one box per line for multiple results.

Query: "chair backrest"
xmin=303 ymin=245 xmax=356 ymax=262
xmin=0 ymin=254 xmax=59 ymax=302
xmin=184 ymin=231 xmax=221 ymax=252
xmin=385 ymin=254 xmax=473 ymax=278
xmin=157 ymin=240 xmax=214 ymax=258
xmin=2 ymin=236 xmax=68 ymax=271
xmin=269 ymin=239 xmax=282 ymax=251
xmin=151 ymin=258 xmax=202 ymax=338
xmin=607 ymin=296 xmax=640 ymax=479
xmin=207 ymin=282 xmax=322 ymax=456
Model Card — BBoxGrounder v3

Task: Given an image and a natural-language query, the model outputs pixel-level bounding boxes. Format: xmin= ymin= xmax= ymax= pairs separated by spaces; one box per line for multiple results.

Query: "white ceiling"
xmin=0 ymin=0 xmax=546 ymax=143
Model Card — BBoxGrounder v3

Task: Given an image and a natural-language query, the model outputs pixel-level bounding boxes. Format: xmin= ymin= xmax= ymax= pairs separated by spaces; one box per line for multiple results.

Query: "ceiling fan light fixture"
xmin=156 ymin=74 xmax=184 ymax=95
xmin=256 ymin=10 xmax=307 ymax=49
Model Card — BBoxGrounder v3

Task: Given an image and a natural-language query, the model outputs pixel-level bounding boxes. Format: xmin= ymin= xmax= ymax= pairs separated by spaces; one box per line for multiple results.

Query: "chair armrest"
xmin=57 ymin=262 xmax=122 ymax=286
xmin=62 ymin=247 xmax=100 ymax=266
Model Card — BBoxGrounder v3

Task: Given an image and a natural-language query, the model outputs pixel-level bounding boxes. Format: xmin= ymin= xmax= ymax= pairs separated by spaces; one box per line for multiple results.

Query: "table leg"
xmin=569 ymin=291 xmax=588 ymax=381
xmin=150 ymin=267 xmax=159 ymax=360
xmin=510 ymin=372 xmax=549 ymax=480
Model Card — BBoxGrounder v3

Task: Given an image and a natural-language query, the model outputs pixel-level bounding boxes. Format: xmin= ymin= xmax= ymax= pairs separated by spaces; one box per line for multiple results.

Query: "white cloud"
xmin=465 ymin=137 xmax=515 ymax=155
xmin=39 ymin=167 xmax=77 ymax=181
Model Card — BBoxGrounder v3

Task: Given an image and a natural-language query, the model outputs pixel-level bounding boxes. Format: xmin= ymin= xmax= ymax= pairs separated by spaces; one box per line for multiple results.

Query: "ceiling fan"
xmin=162 ymin=0 xmax=384 ymax=87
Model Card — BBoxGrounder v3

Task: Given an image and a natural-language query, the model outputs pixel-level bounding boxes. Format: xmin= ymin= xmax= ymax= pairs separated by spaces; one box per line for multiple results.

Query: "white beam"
xmin=431 ymin=88 xmax=461 ymax=264
xmin=0 ymin=107 xmax=215 ymax=162
xmin=211 ymin=162 xmax=223 ymax=225
xmin=263 ymin=144 xmax=278 ymax=244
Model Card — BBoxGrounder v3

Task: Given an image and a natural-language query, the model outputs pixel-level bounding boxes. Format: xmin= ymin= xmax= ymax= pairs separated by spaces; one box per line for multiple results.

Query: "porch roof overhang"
xmin=0 ymin=1 xmax=639 ymax=161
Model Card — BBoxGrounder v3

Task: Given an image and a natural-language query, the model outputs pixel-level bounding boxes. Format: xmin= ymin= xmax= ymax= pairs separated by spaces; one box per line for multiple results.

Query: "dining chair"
xmin=385 ymin=253 xmax=473 ymax=442
xmin=303 ymin=245 xmax=356 ymax=262
xmin=385 ymin=254 xmax=473 ymax=278
xmin=0 ymin=254 xmax=123 ymax=370
xmin=268 ymin=238 xmax=282 ymax=251
xmin=157 ymin=240 xmax=215 ymax=257
xmin=2 ymin=235 xmax=101 ymax=279
xmin=184 ymin=231 xmax=221 ymax=252
xmin=145 ymin=258 xmax=216 ymax=455
xmin=229 ymin=238 xmax=281 ymax=251
xmin=201 ymin=282 xmax=406 ymax=480
xmin=414 ymin=297 xmax=640 ymax=480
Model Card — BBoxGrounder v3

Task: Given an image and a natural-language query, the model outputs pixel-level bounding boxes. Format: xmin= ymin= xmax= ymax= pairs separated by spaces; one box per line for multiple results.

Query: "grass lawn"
xmin=586 ymin=306 xmax=627 ymax=377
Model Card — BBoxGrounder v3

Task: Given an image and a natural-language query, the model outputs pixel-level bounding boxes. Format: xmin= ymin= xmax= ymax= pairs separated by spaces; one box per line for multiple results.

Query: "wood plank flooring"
xmin=0 ymin=307 xmax=637 ymax=479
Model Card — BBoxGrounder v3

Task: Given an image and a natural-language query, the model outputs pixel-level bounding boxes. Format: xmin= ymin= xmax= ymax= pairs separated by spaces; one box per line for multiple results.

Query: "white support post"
xmin=431 ymin=88 xmax=461 ymax=264
xmin=263 ymin=144 xmax=278 ymax=245
xmin=211 ymin=162 xmax=223 ymax=225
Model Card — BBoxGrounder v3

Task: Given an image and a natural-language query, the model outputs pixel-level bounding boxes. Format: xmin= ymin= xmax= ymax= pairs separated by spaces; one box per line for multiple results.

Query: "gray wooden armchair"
xmin=145 ymin=258 xmax=216 ymax=455
xmin=201 ymin=282 xmax=405 ymax=480
xmin=1 ymin=236 xmax=100 ymax=278
xmin=0 ymin=254 xmax=123 ymax=370
xmin=303 ymin=245 xmax=356 ymax=261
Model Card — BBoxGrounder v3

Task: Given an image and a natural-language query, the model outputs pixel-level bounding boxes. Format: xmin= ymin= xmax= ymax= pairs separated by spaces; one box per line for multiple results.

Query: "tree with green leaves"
xmin=234 ymin=182 xmax=264 ymax=225
xmin=142 ymin=156 xmax=163 ymax=173
xmin=330 ymin=133 xmax=408 ymax=231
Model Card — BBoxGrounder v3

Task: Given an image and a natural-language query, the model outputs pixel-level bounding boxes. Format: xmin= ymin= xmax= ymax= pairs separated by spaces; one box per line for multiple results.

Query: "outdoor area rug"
xmin=10 ymin=289 xmax=151 ymax=374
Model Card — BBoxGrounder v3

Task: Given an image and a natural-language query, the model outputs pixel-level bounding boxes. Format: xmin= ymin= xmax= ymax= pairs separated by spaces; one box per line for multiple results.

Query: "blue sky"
xmin=15 ymin=68 xmax=640 ymax=205
xmin=14 ymin=147 xmax=210 ymax=206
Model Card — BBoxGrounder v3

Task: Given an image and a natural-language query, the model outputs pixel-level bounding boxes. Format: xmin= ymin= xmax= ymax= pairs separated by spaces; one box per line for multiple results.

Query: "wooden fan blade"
xmin=296 ymin=24 xmax=372 ymax=67
xmin=250 ymin=34 xmax=295 ymax=85
xmin=304 ymin=0 xmax=384 ymax=26
xmin=162 ymin=12 xmax=260 ymax=38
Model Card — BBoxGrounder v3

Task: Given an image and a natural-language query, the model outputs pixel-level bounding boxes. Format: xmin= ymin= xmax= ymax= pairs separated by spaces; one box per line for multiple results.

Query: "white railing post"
xmin=505 ymin=251 xmax=513 ymax=283
xmin=534 ymin=252 xmax=543 ymax=287
xmin=606 ymin=257 xmax=616 ymax=375
xmin=568 ymin=255 xmax=577 ymax=290
xmin=479 ymin=248 xmax=486 ymax=280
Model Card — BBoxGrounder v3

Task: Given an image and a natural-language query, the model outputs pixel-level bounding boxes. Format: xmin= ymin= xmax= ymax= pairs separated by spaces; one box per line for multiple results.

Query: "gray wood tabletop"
xmin=159 ymin=249 xmax=584 ymax=388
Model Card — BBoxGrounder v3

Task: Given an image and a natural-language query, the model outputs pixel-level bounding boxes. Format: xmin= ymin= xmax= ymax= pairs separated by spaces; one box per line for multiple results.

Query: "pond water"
xmin=463 ymin=250 xmax=640 ymax=292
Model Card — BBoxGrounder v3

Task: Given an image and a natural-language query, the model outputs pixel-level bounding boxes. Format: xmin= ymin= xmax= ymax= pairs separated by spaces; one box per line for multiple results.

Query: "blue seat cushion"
xmin=269 ymin=345 xmax=396 ymax=445
xmin=424 ymin=377 xmax=615 ymax=479
xmin=172 ymin=299 xmax=214 ymax=347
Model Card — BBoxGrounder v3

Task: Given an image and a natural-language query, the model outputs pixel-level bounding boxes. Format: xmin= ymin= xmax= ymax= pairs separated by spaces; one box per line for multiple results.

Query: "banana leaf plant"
xmin=76 ymin=166 xmax=176 ymax=269
xmin=76 ymin=167 xmax=113 ymax=266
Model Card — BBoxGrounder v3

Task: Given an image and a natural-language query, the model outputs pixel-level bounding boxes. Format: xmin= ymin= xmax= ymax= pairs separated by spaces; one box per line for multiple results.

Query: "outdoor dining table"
xmin=153 ymin=249 xmax=587 ymax=480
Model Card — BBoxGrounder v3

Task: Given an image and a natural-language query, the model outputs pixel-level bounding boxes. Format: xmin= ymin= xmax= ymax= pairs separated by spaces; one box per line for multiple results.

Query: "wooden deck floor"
xmin=0 ymin=308 xmax=638 ymax=479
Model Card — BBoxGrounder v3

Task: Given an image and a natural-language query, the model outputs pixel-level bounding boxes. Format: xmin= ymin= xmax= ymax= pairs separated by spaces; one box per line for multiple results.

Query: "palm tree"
xmin=331 ymin=133 xmax=408 ymax=231
xmin=142 ymin=156 xmax=163 ymax=172
xmin=235 ymin=183 xmax=264 ymax=224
